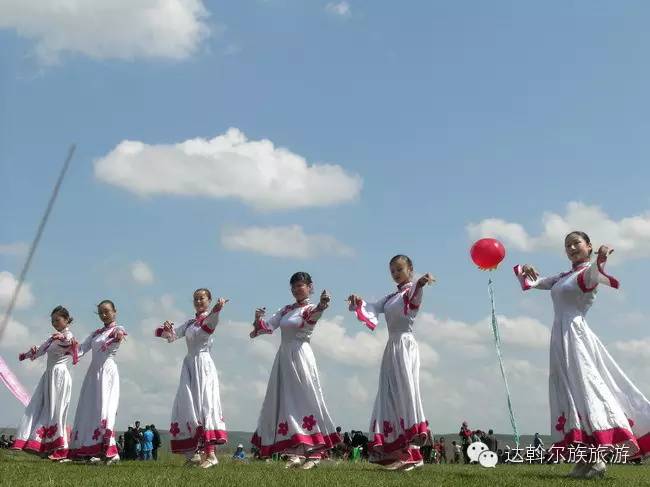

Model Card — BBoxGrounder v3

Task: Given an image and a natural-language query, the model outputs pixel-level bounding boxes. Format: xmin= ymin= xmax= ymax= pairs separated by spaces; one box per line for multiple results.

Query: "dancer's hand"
xmin=115 ymin=329 xmax=126 ymax=342
xmin=416 ymin=273 xmax=435 ymax=288
xmin=212 ymin=298 xmax=229 ymax=313
xmin=254 ymin=307 xmax=266 ymax=321
xmin=347 ymin=294 xmax=362 ymax=308
xmin=317 ymin=290 xmax=330 ymax=310
xmin=597 ymin=245 xmax=614 ymax=261
xmin=521 ymin=265 xmax=539 ymax=281
xmin=162 ymin=320 xmax=174 ymax=332
xmin=29 ymin=346 xmax=37 ymax=356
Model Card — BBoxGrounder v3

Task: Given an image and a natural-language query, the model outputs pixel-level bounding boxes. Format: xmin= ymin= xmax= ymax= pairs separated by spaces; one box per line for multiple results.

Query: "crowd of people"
xmin=116 ymin=421 xmax=161 ymax=461
xmin=0 ymin=434 xmax=15 ymax=448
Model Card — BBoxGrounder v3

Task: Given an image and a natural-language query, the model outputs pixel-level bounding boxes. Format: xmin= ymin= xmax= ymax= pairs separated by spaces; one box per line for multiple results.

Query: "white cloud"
xmin=416 ymin=312 xmax=550 ymax=352
xmin=345 ymin=375 xmax=368 ymax=404
xmin=611 ymin=337 xmax=650 ymax=361
xmin=0 ymin=242 xmax=28 ymax=257
xmin=221 ymin=225 xmax=354 ymax=259
xmin=467 ymin=202 xmax=650 ymax=260
xmin=312 ymin=315 xmax=388 ymax=367
xmin=326 ymin=2 xmax=351 ymax=18
xmin=0 ymin=0 xmax=211 ymax=65
xmin=0 ymin=318 xmax=31 ymax=349
xmin=0 ymin=271 xmax=35 ymax=310
xmin=94 ymin=128 xmax=362 ymax=211
xmin=131 ymin=260 xmax=154 ymax=285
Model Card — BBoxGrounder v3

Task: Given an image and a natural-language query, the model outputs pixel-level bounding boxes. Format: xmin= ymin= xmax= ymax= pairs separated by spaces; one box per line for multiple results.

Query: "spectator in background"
xmin=471 ymin=429 xmax=481 ymax=443
xmin=0 ymin=434 xmax=8 ymax=448
xmin=332 ymin=427 xmax=346 ymax=459
xmin=438 ymin=436 xmax=447 ymax=464
xmin=533 ymin=433 xmax=544 ymax=450
xmin=485 ymin=429 xmax=497 ymax=452
xmin=142 ymin=425 xmax=154 ymax=461
xmin=124 ymin=427 xmax=136 ymax=460
xmin=452 ymin=440 xmax=461 ymax=464
xmin=134 ymin=421 xmax=143 ymax=460
xmin=459 ymin=422 xmax=472 ymax=464
xmin=117 ymin=435 xmax=124 ymax=457
xmin=233 ymin=444 xmax=246 ymax=461
xmin=150 ymin=424 xmax=161 ymax=461
xmin=8 ymin=436 xmax=15 ymax=448
xmin=421 ymin=429 xmax=433 ymax=463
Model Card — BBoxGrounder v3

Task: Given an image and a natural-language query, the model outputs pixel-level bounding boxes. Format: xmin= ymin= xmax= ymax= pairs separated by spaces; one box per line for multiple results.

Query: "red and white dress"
xmin=514 ymin=257 xmax=650 ymax=458
xmin=349 ymin=281 xmax=427 ymax=466
xmin=12 ymin=328 xmax=78 ymax=460
xmin=69 ymin=322 xmax=126 ymax=459
xmin=155 ymin=311 xmax=227 ymax=454
xmin=250 ymin=301 xmax=339 ymax=458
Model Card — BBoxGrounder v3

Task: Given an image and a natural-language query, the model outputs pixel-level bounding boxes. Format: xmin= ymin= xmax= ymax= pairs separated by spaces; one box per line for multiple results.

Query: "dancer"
xmin=347 ymin=254 xmax=434 ymax=470
xmin=515 ymin=231 xmax=650 ymax=478
xmin=12 ymin=306 xmax=78 ymax=461
xmin=250 ymin=272 xmax=338 ymax=469
xmin=69 ymin=300 xmax=126 ymax=464
xmin=155 ymin=288 xmax=228 ymax=468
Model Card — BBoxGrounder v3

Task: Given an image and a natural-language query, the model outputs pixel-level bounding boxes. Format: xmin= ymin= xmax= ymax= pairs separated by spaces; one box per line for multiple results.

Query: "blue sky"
xmin=2 ymin=1 xmax=650 ymax=438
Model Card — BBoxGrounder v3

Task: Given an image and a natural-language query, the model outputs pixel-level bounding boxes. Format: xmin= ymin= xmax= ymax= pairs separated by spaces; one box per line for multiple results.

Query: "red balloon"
xmin=470 ymin=238 xmax=506 ymax=270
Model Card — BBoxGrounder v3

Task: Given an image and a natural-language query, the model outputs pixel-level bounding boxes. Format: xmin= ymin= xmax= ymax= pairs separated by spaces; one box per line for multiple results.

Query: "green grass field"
xmin=1 ymin=450 xmax=648 ymax=486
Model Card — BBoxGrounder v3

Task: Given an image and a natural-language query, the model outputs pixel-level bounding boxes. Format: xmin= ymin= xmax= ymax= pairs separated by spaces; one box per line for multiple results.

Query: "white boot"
xmin=285 ymin=456 xmax=303 ymax=468
xmin=200 ymin=452 xmax=219 ymax=469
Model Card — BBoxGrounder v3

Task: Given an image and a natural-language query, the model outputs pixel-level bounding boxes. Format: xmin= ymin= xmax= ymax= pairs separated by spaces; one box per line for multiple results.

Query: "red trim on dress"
xmin=170 ymin=428 xmax=228 ymax=454
xmin=70 ymin=443 xmax=119 ymax=458
xmin=597 ymin=255 xmax=620 ymax=289
xmin=12 ymin=436 xmax=66 ymax=454
xmin=251 ymin=431 xmax=341 ymax=458
xmin=368 ymin=421 xmax=428 ymax=454
xmin=576 ymin=269 xmax=598 ymax=293
xmin=552 ymin=426 xmax=650 ymax=457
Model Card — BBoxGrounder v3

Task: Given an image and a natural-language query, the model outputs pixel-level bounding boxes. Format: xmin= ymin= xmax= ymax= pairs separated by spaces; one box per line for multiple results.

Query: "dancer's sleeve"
xmin=19 ymin=337 xmax=50 ymax=361
xmin=202 ymin=310 xmax=221 ymax=334
xmin=513 ymin=265 xmax=562 ymax=291
xmin=577 ymin=258 xmax=620 ymax=292
xmin=251 ymin=308 xmax=281 ymax=338
xmin=405 ymin=284 xmax=424 ymax=318
xmin=103 ymin=326 xmax=128 ymax=351
xmin=349 ymin=296 xmax=387 ymax=331
xmin=301 ymin=304 xmax=325 ymax=326
xmin=155 ymin=320 xmax=189 ymax=343
xmin=76 ymin=333 xmax=94 ymax=360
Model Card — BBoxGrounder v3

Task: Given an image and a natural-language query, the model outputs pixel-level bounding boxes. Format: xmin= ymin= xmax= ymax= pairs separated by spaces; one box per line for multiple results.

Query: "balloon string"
xmin=488 ymin=277 xmax=520 ymax=448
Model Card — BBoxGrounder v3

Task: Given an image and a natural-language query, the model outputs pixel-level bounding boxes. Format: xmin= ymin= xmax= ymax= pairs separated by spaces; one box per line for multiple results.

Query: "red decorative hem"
xmin=553 ymin=426 xmax=650 ymax=457
xmin=48 ymin=448 xmax=69 ymax=460
xmin=70 ymin=443 xmax=118 ymax=458
xmin=371 ymin=446 xmax=423 ymax=465
xmin=251 ymin=431 xmax=341 ymax=458
xmin=369 ymin=421 xmax=428 ymax=454
xmin=12 ymin=436 xmax=66 ymax=454
xmin=170 ymin=428 xmax=228 ymax=454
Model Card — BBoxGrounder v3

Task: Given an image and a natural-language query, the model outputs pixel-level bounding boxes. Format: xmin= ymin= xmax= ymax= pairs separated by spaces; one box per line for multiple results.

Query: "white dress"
xmin=69 ymin=322 xmax=126 ymax=459
xmin=12 ymin=328 xmax=77 ymax=460
xmin=155 ymin=311 xmax=227 ymax=454
xmin=251 ymin=301 xmax=339 ymax=458
xmin=350 ymin=281 xmax=427 ymax=465
xmin=515 ymin=258 xmax=650 ymax=457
